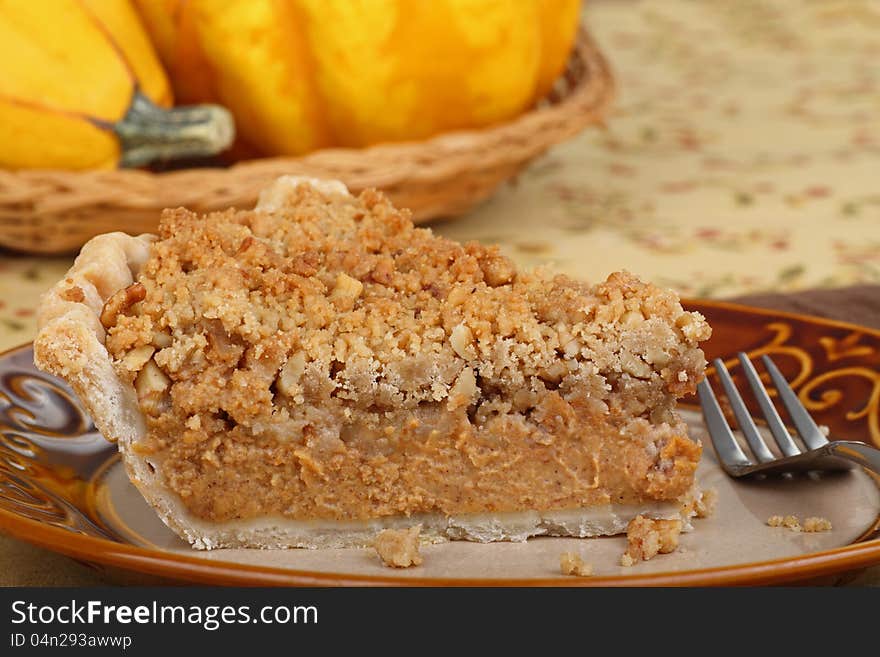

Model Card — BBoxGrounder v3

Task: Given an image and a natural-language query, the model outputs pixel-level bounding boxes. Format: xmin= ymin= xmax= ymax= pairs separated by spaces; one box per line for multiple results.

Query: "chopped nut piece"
xmin=675 ymin=311 xmax=710 ymax=341
xmin=477 ymin=250 xmax=515 ymax=287
xmin=619 ymin=351 xmax=652 ymax=379
xmin=448 ymin=367 xmax=477 ymax=409
xmin=767 ymin=515 xmax=784 ymax=527
xmin=450 ymin=323 xmax=474 ymax=359
xmin=120 ymin=345 xmax=155 ymax=373
xmin=623 ymin=515 xmax=682 ymax=563
xmin=560 ymin=552 xmax=593 ymax=577
xmin=152 ymin=331 xmax=173 ymax=348
xmin=446 ymin=285 xmax=469 ymax=306
xmin=803 ymin=517 xmax=832 ymax=532
xmin=134 ymin=360 xmax=170 ymax=397
xmin=277 ymin=352 xmax=307 ymax=397
xmin=100 ymin=282 xmax=146 ymax=329
xmin=645 ymin=345 xmax=671 ymax=367
xmin=134 ymin=359 xmax=171 ymax=417
xmin=330 ymin=272 xmax=363 ymax=310
xmin=373 ymin=526 xmax=423 ymax=568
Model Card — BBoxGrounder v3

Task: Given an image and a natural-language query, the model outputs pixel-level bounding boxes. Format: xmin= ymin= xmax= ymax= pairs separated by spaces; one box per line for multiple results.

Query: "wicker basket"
xmin=0 ymin=27 xmax=613 ymax=255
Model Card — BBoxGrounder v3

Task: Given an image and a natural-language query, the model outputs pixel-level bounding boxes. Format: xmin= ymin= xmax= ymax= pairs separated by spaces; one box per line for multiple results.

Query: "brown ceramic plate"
xmin=1 ymin=300 xmax=879 ymax=586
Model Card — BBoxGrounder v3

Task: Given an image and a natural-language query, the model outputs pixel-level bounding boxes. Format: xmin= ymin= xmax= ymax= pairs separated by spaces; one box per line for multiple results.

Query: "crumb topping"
xmin=101 ymin=182 xmax=710 ymax=523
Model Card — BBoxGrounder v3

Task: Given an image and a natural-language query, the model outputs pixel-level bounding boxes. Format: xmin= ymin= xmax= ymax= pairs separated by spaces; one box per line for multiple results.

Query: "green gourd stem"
xmin=114 ymin=91 xmax=235 ymax=168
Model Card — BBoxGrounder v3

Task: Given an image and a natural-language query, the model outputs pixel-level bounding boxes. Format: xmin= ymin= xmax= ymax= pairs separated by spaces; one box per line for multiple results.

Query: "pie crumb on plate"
xmin=767 ymin=515 xmax=832 ymax=533
xmin=374 ymin=526 xmax=423 ymax=568
xmin=694 ymin=487 xmax=718 ymax=519
xmin=621 ymin=515 xmax=683 ymax=565
xmin=803 ymin=517 xmax=833 ymax=532
xmin=559 ymin=552 xmax=593 ymax=577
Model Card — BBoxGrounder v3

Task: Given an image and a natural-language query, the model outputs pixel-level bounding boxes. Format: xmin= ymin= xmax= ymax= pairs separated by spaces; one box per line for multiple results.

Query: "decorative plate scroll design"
xmin=1 ymin=372 xmax=94 ymax=438
xmin=800 ymin=368 xmax=880 ymax=445
xmin=697 ymin=307 xmax=880 ymax=448
xmin=0 ymin=346 xmax=118 ymax=539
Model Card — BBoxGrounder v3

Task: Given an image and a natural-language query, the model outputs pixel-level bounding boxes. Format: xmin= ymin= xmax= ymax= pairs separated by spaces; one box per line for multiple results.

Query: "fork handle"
xmin=828 ymin=441 xmax=880 ymax=476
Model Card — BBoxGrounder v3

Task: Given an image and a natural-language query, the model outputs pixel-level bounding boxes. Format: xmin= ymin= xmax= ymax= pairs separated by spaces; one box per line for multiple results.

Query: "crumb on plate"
xmin=767 ymin=514 xmax=801 ymax=531
xmin=803 ymin=516 xmax=832 ymax=532
xmin=621 ymin=515 xmax=682 ymax=565
xmin=560 ymin=552 xmax=593 ymax=577
xmin=694 ymin=487 xmax=718 ymax=519
xmin=767 ymin=515 xmax=784 ymax=527
xmin=373 ymin=525 xmax=423 ymax=568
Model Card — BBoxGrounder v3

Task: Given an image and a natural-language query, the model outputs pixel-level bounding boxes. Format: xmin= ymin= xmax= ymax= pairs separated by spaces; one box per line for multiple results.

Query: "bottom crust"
xmin=182 ymin=504 xmax=695 ymax=551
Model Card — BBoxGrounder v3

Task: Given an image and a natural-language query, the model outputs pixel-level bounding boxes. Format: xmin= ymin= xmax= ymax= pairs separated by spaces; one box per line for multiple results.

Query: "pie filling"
xmin=98 ymin=179 xmax=711 ymax=528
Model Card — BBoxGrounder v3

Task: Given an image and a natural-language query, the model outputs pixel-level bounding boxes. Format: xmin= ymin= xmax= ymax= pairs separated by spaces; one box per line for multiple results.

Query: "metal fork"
xmin=697 ymin=353 xmax=880 ymax=477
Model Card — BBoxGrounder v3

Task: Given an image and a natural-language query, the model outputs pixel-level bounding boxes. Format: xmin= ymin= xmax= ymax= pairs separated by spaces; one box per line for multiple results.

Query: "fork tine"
xmin=697 ymin=378 xmax=753 ymax=471
xmin=713 ymin=359 xmax=775 ymax=462
xmin=737 ymin=353 xmax=801 ymax=457
xmin=761 ymin=355 xmax=829 ymax=450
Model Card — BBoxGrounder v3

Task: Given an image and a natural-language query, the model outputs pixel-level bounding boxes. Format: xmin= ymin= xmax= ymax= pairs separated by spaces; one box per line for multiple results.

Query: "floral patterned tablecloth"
xmin=1 ymin=0 xmax=878 ymax=585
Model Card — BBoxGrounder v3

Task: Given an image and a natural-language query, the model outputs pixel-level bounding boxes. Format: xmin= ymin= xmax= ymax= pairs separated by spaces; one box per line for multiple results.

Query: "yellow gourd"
xmin=134 ymin=0 xmax=582 ymax=157
xmin=0 ymin=0 xmax=234 ymax=170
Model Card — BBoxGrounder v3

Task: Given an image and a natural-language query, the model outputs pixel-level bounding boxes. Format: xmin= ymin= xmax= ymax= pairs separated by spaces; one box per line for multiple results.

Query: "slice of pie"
xmin=34 ymin=176 xmax=711 ymax=550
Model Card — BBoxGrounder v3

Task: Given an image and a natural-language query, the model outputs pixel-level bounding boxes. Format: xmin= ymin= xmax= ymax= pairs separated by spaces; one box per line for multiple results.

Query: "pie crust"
xmin=34 ymin=176 xmax=711 ymax=549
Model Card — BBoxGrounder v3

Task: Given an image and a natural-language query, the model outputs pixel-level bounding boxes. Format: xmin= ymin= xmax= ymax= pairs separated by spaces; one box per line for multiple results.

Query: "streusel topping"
xmin=101 ymin=183 xmax=710 ymax=522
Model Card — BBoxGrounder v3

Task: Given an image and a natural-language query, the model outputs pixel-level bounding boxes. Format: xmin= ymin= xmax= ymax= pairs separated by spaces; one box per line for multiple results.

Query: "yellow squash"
xmin=0 ymin=0 xmax=234 ymax=170
xmin=134 ymin=0 xmax=582 ymax=157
